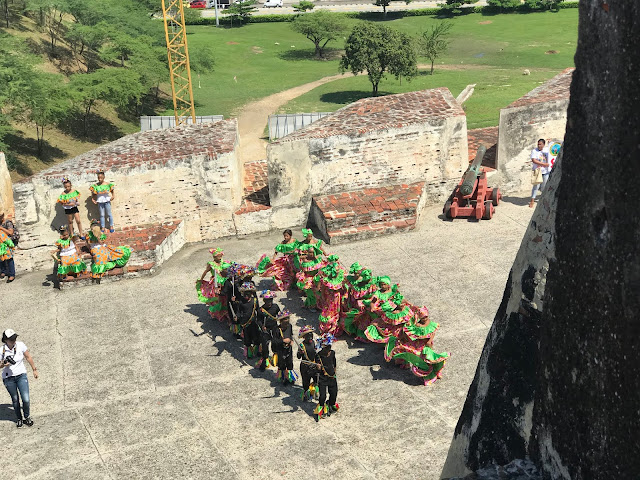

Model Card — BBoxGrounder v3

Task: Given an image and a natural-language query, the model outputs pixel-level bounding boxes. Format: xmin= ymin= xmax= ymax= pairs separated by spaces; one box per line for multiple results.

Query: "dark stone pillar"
xmin=442 ymin=1 xmax=640 ymax=478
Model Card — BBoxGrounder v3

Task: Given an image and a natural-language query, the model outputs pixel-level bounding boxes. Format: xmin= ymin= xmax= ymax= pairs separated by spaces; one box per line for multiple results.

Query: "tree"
xmin=373 ymin=0 xmax=411 ymax=17
xmin=65 ymin=22 xmax=109 ymax=72
xmin=486 ymin=0 xmax=521 ymax=9
xmin=227 ymin=0 xmax=257 ymax=26
xmin=340 ymin=23 xmax=417 ymax=96
xmin=439 ymin=0 xmax=477 ymax=15
xmin=419 ymin=21 xmax=453 ymax=75
xmin=26 ymin=0 xmax=69 ymax=53
xmin=525 ymin=0 xmax=564 ymax=10
xmin=20 ymin=74 xmax=70 ymax=158
xmin=291 ymin=11 xmax=348 ymax=59
xmin=69 ymin=69 xmax=144 ymax=135
xmin=292 ymin=0 xmax=314 ymax=11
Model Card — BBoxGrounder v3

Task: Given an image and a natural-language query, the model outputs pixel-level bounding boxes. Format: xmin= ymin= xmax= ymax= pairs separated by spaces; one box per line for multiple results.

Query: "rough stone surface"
xmin=443 ymin=2 xmax=640 ymax=478
xmin=267 ymin=89 xmax=469 ymax=227
xmin=0 ymin=200 xmax=535 ymax=480
xmin=496 ymin=69 xmax=573 ymax=190
xmin=0 ymin=152 xmax=14 ymax=217
xmin=12 ymin=121 xmax=240 ymax=273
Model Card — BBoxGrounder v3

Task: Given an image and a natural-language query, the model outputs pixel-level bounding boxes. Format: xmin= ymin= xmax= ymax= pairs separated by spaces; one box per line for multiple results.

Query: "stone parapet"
xmin=267 ymin=88 xmax=469 ymax=227
xmin=12 ymin=121 xmax=240 ymax=273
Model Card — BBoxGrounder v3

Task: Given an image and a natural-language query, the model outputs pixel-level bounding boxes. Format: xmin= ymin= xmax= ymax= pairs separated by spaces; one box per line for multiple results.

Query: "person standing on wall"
xmin=0 ymin=211 xmax=17 ymax=283
xmin=57 ymin=177 xmax=84 ymax=239
xmin=90 ymin=171 xmax=116 ymax=233
xmin=529 ymin=139 xmax=550 ymax=208
xmin=1 ymin=329 xmax=38 ymax=428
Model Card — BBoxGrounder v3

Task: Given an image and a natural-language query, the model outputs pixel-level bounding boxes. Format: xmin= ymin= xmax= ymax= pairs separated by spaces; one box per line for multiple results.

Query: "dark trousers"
xmin=243 ymin=322 xmax=260 ymax=348
xmin=318 ymin=376 xmax=338 ymax=407
xmin=260 ymin=331 xmax=271 ymax=359
xmin=0 ymin=258 xmax=15 ymax=277
xmin=277 ymin=347 xmax=293 ymax=371
xmin=301 ymin=365 xmax=317 ymax=391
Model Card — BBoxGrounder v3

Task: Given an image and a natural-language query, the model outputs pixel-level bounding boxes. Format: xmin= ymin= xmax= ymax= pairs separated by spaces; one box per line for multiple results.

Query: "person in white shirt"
xmin=529 ymin=138 xmax=551 ymax=208
xmin=1 ymin=329 xmax=38 ymax=428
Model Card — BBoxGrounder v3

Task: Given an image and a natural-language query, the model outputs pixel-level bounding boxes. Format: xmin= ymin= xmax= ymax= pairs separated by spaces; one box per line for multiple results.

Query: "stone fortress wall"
xmin=267 ymin=88 xmax=469 ymax=227
xmin=4 ymin=72 xmax=573 ymax=274
xmin=9 ymin=120 xmax=241 ymax=272
xmin=496 ymin=68 xmax=573 ymax=191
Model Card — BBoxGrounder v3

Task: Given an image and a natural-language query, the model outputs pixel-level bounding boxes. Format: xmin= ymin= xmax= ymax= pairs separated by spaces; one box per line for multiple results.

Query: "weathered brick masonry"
xmin=267 ymin=88 xmax=469 ymax=228
xmin=13 ymin=120 xmax=240 ymax=273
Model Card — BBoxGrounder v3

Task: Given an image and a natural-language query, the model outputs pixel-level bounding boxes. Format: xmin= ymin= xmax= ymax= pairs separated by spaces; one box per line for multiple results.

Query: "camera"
xmin=3 ymin=356 xmax=15 ymax=365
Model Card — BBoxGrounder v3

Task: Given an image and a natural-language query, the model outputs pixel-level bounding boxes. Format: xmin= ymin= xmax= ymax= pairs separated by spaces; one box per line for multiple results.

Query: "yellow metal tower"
xmin=161 ymin=0 xmax=197 ymax=126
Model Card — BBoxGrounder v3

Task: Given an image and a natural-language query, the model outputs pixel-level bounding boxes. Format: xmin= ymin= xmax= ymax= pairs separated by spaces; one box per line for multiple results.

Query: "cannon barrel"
xmin=460 ymin=146 xmax=487 ymax=197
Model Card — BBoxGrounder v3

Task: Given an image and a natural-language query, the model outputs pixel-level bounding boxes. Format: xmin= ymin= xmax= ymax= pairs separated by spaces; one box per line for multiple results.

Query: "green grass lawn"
xmin=278 ymin=67 xmax=562 ymax=129
xmin=186 ymin=9 xmax=577 ymax=121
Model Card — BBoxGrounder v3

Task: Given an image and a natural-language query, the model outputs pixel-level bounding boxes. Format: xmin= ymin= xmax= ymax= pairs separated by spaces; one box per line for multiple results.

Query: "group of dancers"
xmin=195 ymin=229 xmax=449 ymax=418
xmin=196 ymin=250 xmax=338 ymax=420
xmin=51 ymin=174 xmax=131 ymax=283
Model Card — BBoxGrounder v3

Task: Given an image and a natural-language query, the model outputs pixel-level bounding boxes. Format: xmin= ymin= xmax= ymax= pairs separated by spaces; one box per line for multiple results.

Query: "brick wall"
xmin=12 ymin=121 xmax=241 ymax=273
xmin=267 ymin=89 xmax=469 ymax=226
xmin=497 ymin=68 xmax=573 ymax=191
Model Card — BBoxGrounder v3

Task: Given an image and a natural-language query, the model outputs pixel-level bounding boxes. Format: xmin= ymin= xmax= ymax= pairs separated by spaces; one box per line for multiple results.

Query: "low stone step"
xmin=57 ymin=220 xmax=184 ymax=289
xmin=310 ymin=182 xmax=423 ymax=244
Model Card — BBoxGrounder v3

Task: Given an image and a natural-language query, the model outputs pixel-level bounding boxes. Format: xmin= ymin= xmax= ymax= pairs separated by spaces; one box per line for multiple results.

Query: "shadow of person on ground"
xmin=0 ymin=403 xmax=17 ymax=422
xmin=346 ymin=339 xmax=422 ymax=385
xmin=501 ymin=195 xmax=532 ymax=207
xmin=184 ymin=303 xmax=249 ymax=367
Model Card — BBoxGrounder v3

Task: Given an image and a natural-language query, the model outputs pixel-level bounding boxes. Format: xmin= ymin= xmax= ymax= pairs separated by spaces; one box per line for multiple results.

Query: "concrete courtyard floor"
xmin=1 ymin=195 xmax=534 ymax=480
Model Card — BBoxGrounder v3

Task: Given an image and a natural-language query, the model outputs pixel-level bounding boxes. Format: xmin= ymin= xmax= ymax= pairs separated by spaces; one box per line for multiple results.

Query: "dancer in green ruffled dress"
xmin=256 ymin=229 xmax=299 ymax=291
xmin=342 ymin=263 xmax=378 ymax=341
xmin=295 ymin=244 xmax=325 ymax=311
xmin=315 ymin=255 xmax=347 ymax=336
xmin=86 ymin=221 xmax=131 ymax=283
xmin=53 ymin=225 xmax=87 ymax=280
xmin=385 ymin=306 xmax=449 ymax=385
xmin=197 ymin=247 xmax=231 ymax=322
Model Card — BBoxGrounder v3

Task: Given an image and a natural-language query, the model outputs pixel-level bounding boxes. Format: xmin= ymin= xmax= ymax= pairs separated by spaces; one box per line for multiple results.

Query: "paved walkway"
xmin=0 ymin=199 xmax=534 ymax=480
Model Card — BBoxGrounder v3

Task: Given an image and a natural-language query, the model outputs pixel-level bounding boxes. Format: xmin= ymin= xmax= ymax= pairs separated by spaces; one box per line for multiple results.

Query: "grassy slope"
xmin=274 ymin=10 xmax=578 ymax=128
xmin=4 ymin=16 xmax=144 ymax=180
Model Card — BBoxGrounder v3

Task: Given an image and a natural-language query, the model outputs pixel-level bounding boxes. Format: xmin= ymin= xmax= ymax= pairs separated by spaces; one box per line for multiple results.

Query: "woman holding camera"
xmin=2 ymin=329 xmax=38 ymax=428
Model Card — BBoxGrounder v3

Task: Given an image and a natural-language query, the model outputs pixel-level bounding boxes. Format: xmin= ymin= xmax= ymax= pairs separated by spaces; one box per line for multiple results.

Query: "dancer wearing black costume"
xmin=271 ymin=310 xmax=296 ymax=385
xmin=232 ymin=282 xmax=260 ymax=358
xmin=313 ymin=333 xmax=339 ymax=421
xmin=297 ymin=325 xmax=318 ymax=401
xmin=256 ymin=290 xmax=280 ymax=371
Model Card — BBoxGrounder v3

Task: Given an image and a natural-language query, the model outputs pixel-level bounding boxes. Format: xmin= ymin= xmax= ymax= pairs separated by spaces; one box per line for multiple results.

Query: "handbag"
xmin=531 ymin=168 xmax=543 ymax=185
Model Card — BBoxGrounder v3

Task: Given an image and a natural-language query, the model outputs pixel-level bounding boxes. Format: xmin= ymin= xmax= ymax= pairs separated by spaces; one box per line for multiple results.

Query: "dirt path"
xmin=236 ymin=73 xmax=347 ymax=163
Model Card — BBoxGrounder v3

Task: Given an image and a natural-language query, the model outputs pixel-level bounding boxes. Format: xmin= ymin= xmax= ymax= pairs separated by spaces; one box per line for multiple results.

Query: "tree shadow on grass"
xmin=319 ymin=90 xmax=391 ymax=106
xmin=57 ymin=111 xmax=124 ymax=144
xmin=278 ymin=48 xmax=343 ymax=62
xmin=4 ymin=132 xmax=66 ymax=176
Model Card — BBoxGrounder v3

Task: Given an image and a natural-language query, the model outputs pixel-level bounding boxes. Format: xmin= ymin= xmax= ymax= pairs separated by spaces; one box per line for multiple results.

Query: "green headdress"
xmin=301 ymin=228 xmax=313 ymax=237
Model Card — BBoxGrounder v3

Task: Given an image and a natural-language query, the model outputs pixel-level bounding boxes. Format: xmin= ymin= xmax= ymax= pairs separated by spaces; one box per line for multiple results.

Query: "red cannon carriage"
xmin=443 ymin=146 xmax=501 ymax=220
